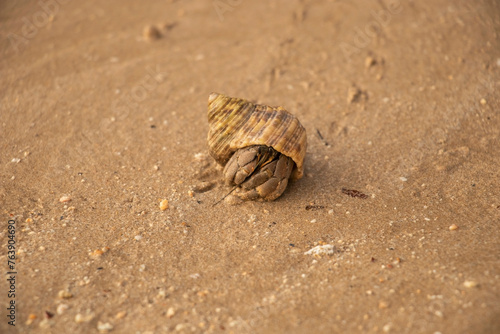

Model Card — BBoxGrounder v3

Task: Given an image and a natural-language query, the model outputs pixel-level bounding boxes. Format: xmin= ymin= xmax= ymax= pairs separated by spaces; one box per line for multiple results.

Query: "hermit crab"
xmin=207 ymin=93 xmax=307 ymax=201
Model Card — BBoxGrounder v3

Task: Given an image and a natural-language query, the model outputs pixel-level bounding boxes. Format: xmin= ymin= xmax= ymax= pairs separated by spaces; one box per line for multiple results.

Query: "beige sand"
xmin=1 ymin=0 xmax=499 ymax=333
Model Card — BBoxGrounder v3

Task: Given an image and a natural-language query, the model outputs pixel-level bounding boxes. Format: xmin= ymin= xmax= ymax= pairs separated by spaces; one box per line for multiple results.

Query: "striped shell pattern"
xmin=207 ymin=93 xmax=307 ymax=180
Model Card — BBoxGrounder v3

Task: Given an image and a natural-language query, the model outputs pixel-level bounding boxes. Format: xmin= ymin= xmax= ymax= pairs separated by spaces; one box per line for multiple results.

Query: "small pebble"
xmin=143 ymin=25 xmax=161 ymax=40
xmin=160 ymin=199 xmax=169 ymax=211
xmin=58 ymin=290 xmax=73 ymax=299
xmin=39 ymin=319 xmax=52 ymax=329
xmin=192 ymin=181 xmax=215 ymax=193
xmin=75 ymin=313 xmax=94 ymax=323
xmin=166 ymin=307 xmax=176 ymax=318
xmin=157 ymin=289 xmax=167 ymax=298
xmin=480 ymin=98 xmax=487 ymax=105
xmin=310 ymin=219 xmax=317 ymax=223
xmin=59 ymin=195 xmax=71 ymax=203
xmin=89 ymin=249 xmax=104 ymax=258
xmin=97 ymin=321 xmax=114 ymax=332
xmin=304 ymin=244 xmax=334 ymax=256
xmin=26 ymin=313 xmax=37 ymax=325
xmin=449 ymin=224 xmax=458 ymax=231
xmin=57 ymin=304 xmax=69 ymax=315
xmin=115 ymin=311 xmax=127 ymax=319
xmin=225 ymin=194 xmax=243 ymax=206
xmin=463 ymin=280 xmax=478 ymax=288
xmin=134 ymin=235 xmax=142 ymax=241
xmin=193 ymin=152 xmax=206 ymax=160
xmin=175 ymin=324 xmax=187 ymax=331
xmin=347 ymin=85 xmax=363 ymax=104
xmin=399 ymin=177 xmax=407 ymax=182
xmin=365 ymin=56 xmax=376 ymax=68
xmin=378 ymin=301 xmax=389 ymax=309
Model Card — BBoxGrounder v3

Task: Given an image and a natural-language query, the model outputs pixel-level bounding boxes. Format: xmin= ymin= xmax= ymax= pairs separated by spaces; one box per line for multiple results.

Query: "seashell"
xmin=207 ymin=93 xmax=307 ymax=201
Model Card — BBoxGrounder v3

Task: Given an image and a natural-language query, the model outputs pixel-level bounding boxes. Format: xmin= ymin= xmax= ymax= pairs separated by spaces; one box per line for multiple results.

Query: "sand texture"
xmin=1 ymin=0 xmax=499 ymax=333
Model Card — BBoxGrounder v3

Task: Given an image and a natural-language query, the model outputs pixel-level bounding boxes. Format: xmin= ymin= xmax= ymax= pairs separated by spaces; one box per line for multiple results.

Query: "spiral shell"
xmin=207 ymin=93 xmax=307 ymax=180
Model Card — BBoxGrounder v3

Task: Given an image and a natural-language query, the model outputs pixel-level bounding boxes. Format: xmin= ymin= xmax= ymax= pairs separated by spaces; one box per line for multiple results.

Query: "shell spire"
xmin=207 ymin=93 xmax=307 ymax=180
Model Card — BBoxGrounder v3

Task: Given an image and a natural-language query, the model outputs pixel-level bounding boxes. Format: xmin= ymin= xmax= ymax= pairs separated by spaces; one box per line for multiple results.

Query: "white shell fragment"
xmin=304 ymin=244 xmax=335 ymax=256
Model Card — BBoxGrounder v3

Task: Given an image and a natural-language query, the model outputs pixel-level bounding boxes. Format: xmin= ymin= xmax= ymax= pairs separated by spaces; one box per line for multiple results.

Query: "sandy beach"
xmin=1 ymin=0 xmax=499 ymax=333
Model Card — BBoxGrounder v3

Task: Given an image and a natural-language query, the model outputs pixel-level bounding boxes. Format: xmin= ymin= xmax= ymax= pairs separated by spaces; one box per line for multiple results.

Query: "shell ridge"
xmin=207 ymin=93 xmax=306 ymax=180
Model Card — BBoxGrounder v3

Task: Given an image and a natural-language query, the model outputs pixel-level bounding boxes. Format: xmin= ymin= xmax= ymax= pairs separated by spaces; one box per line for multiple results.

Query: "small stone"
xmin=304 ymin=244 xmax=334 ymax=256
xmin=97 ymin=321 xmax=114 ymax=332
xmin=59 ymin=195 xmax=71 ymax=203
xmin=310 ymin=219 xmax=317 ymax=223
xmin=463 ymin=280 xmax=478 ymax=288
xmin=166 ymin=307 xmax=176 ymax=318
xmin=378 ymin=301 xmax=389 ymax=309
xmin=11 ymin=158 xmax=21 ymax=163
xmin=115 ymin=311 xmax=127 ymax=319
xmin=157 ymin=289 xmax=167 ymax=298
xmin=90 ymin=249 xmax=104 ymax=258
xmin=480 ymin=98 xmax=487 ymax=105
xmin=39 ymin=318 xmax=52 ymax=328
xmin=365 ymin=56 xmax=376 ymax=68
xmin=75 ymin=312 xmax=94 ymax=323
xmin=57 ymin=304 xmax=69 ymax=315
xmin=159 ymin=199 xmax=169 ymax=211
xmin=175 ymin=323 xmax=187 ymax=331
xmin=193 ymin=152 xmax=206 ymax=161
xmin=192 ymin=181 xmax=215 ymax=193
xmin=347 ymin=85 xmax=363 ymax=103
xmin=247 ymin=214 xmax=257 ymax=223
xmin=399 ymin=177 xmax=407 ymax=182
xmin=134 ymin=235 xmax=142 ymax=241
xmin=58 ymin=290 xmax=73 ymax=299
xmin=26 ymin=313 xmax=37 ymax=325
xmin=143 ymin=25 xmax=161 ymax=40
xmin=225 ymin=194 xmax=243 ymax=206
xmin=449 ymin=224 xmax=458 ymax=231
